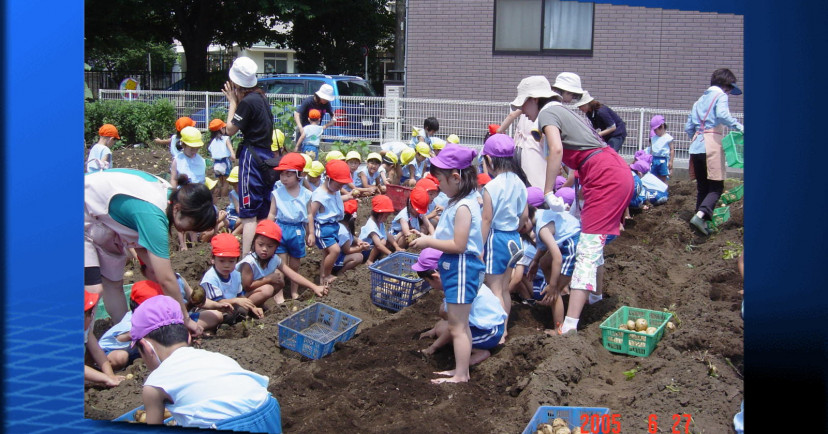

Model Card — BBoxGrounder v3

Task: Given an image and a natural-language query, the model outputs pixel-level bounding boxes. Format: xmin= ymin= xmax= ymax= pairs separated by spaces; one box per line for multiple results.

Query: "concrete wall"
xmin=405 ymin=1 xmax=743 ymax=112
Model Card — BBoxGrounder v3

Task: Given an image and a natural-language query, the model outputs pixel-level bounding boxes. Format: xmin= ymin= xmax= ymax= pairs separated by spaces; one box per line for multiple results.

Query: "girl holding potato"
xmin=85 ymin=169 xmax=217 ymax=337
xmin=409 ymin=143 xmax=485 ymax=384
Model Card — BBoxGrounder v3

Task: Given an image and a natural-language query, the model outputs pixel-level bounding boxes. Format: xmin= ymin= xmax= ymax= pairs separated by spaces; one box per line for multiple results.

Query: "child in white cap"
xmin=131 ymin=295 xmax=282 ymax=432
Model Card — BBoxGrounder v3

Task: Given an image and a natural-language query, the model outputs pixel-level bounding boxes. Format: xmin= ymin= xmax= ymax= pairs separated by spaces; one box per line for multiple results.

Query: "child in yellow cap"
xmin=354 ymin=152 xmax=385 ymax=194
xmin=303 ymin=161 xmax=325 ymax=192
xmin=407 ymin=142 xmax=432 ymax=187
xmin=171 ymin=126 xmax=208 ymax=251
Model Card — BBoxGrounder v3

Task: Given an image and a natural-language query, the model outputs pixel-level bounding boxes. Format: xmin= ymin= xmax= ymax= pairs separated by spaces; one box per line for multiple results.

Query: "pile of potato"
xmin=535 ymin=418 xmax=581 ymax=434
xmin=132 ymin=409 xmax=174 ymax=425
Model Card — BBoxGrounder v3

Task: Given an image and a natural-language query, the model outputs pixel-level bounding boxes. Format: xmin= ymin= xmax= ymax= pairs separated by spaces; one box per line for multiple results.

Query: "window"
xmin=263 ymin=52 xmax=288 ymax=74
xmin=336 ymin=80 xmax=376 ymax=97
xmin=494 ymin=0 xmax=593 ymax=55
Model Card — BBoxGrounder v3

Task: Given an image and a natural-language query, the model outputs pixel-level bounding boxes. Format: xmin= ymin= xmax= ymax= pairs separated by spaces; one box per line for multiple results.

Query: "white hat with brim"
xmin=316 ymin=84 xmax=336 ymax=101
xmin=575 ymin=90 xmax=594 ymax=107
xmin=229 ymin=57 xmax=258 ymax=88
xmin=510 ymin=76 xmax=559 ymax=110
xmin=552 ymin=72 xmax=584 ymax=94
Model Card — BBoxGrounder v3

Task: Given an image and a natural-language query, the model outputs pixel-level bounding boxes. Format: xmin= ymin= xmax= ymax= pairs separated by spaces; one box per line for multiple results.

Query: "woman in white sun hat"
xmin=222 ymin=56 xmax=274 ymax=256
xmin=293 ymin=83 xmax=339 ymax=141
xmin=551 ymin=72 xmax=585 ymax=103
xmin=511 ymin=75 xmax=633 ymax=335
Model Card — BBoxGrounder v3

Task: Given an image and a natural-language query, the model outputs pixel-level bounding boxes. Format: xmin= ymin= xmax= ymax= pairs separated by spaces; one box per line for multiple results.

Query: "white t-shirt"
xmin=87 ymin=143 xmax=112 ymax=172
xmin=144 ymin=347 xmax=270 ymax=428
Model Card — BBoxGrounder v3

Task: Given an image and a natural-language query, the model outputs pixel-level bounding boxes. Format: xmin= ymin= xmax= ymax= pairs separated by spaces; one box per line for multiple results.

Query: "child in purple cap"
xmin=648 ymin=115 xmax=675 ymax=183
xmin=410 ymin=142 xmax=485 ymax=384
xmin=131 ymin=295 xmax=282 ymax=432
xmin=479 ymin=133 xmax=529 ymax=343
xmin=414 ymin=249 xmax=507 ymax=367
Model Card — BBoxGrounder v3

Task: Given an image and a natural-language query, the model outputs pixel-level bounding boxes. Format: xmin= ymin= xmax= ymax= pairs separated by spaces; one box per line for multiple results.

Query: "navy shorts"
xmin=213 ymin=157 xmax=233 ymax=177
xmin=471 ymin=323 xmax=505 ymax=350
xmin=275 ymin=222 xmax=307 ymax=258
xmin=314 ymin=222 xmax=340 ymax=249
xmin=560 ymin=235 xmax=579 ymax=277
xmin=238 ymin=146 xmax=274 ymax=220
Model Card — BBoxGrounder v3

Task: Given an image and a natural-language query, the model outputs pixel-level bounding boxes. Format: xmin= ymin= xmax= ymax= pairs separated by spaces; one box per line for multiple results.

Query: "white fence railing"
xmin=98 ymin=89 xmax=743 ymax=162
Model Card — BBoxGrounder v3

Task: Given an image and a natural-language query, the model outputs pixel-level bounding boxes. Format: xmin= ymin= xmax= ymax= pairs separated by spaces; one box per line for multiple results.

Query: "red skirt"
xmin=574 ymin=147 xmax=634 ymax=236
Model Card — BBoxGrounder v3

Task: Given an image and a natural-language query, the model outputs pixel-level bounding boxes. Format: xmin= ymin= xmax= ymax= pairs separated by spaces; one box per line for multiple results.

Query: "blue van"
xmin=259 ymin=74 xmax=380 ymax=141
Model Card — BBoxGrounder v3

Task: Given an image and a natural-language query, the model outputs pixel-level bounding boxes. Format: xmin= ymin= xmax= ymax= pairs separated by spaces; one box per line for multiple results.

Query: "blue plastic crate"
xmin=112 ymin=405 xmax=176 ymax=426
xmin=522 ymin=406 xmax=611 ymax=434
xmin=369 ymin=252 xmax=431 ymax=312
xmin=278 ymin=302 xmax=362 ymax=359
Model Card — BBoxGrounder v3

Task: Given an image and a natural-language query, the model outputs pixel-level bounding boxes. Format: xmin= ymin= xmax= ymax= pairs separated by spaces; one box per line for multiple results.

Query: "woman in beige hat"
xmin=511 ymin=75 xmax=633 ymax=335
xmin=222 ymin=56 xmax=275 ymax=255
xmin=551 ymin=72 xmax=585 ymax=103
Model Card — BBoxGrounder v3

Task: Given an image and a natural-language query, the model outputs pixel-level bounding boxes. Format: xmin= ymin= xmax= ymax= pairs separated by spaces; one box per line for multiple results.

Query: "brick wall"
xmin=405 ymin=2 xmax=743 ymax=113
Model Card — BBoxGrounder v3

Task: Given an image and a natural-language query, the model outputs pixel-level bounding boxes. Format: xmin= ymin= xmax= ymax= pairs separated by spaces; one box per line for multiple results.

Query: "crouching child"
xmin=131 ymin=295 xmax=282 ymax=432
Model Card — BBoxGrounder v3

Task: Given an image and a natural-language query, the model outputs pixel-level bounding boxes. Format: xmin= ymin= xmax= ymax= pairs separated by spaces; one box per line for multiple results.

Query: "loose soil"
xmin=85 ymin=146 xmax=744 ymax=433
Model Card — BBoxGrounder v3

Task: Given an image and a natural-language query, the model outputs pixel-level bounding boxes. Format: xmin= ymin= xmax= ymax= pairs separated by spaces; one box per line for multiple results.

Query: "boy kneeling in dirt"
xmin=415 ymin=248 xmax=507 ymax=366
xmin=131 ymin=295 xmax=282 ymax=432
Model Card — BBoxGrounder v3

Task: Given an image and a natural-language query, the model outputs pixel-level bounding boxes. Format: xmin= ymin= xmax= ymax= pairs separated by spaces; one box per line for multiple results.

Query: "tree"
xmin=85 ymin=0 xmax=306 ymax=89
xmin=286 ymin=0 xmax=394 ymax=77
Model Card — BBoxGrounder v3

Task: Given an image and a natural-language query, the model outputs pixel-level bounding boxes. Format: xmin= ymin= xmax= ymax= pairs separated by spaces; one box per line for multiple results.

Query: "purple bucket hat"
xmin=411 ymin=248 xmax=443 ymax=272
xmin=429 ymin=143 xmax=477 ymax=170
xmin=554 ymin=187 xmax=576 ymax=205
xmin=649 ymin=115 xmax=665 ymax=138
xmin=130 ymin=295 xmax=184 ymax=346
xmin=527 ymin=186 xmax=545 ymax=208
xmin=482 ymin=133 xmax=516 ymax=158
xmin=554 ymin=175 xmax=567 ymax=191
xmin=630 ymin=160 xmax=651 ymax=174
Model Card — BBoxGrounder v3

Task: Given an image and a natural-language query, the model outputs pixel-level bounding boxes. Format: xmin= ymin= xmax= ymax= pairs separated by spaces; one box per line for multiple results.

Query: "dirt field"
xmin=85 ymin=146 xmax=744 ymax=433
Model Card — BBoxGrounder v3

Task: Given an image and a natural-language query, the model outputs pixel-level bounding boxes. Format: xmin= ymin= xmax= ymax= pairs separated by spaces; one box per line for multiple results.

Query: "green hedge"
xmin=85 ymin=99 xmax=176 ymax=145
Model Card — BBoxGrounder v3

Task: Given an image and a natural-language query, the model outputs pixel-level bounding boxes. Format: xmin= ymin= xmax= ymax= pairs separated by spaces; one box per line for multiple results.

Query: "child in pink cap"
xmin=131 ymin=295 xmax=282 ymax=432
xmin=648 ymin=115 xmax=675 ymax=183
xmin=410 ymin=142 xmax=485 ymax=384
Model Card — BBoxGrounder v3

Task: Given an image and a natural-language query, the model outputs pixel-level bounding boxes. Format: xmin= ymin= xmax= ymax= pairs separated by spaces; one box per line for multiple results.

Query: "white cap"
xmin=229 ymin=57 xmax=258 ymax=88
xmin=510 ymin=76 xmax=559 ymax=110
xmin=315 ymin=84 xmax=336 ymax=101
xmin=552 ymin=72 xmax=584 ymax=94
xmin=575 ymin=90 xmax=594 ymax=107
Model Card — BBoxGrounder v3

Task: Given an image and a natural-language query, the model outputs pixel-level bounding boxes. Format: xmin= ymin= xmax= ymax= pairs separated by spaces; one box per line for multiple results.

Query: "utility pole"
xmin=393 ymin=0 xmax=405 ymax=80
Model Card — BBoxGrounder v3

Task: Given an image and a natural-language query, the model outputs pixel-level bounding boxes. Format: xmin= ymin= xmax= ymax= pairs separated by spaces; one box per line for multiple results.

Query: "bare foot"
xmin=290 ymin=290 xmax=300 ymax=300
xmin=469 ymin=348 xmax=491 ymax=366
xmin=430 ymin=370 xmax=469 ymax=384
xmin=273 ymin=292 xmax=285 ymax=305
xmin=322 ymin=275 xmax=337 ymax=285
xmin=420 ymin=347 xmax=435 ymax=355
xmin=498 ymin=330 xmax=508 ymax=345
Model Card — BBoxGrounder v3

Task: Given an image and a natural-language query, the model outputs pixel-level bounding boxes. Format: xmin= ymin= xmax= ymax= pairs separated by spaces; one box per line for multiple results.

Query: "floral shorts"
xmin=570 ymin=233 xmax=607 ymax=292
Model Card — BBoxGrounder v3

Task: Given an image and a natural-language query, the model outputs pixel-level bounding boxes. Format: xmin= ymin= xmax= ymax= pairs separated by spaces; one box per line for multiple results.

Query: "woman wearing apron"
xmin=85 ymin=169 xmax=217 ymax=335
xmin=511 ymin=76 xmax=633 ymax=335
xmin=685 ymin=68 xmax=744 ymax=235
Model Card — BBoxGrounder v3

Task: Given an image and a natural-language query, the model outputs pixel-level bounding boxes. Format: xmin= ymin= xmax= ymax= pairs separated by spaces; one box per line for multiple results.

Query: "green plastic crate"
xmin=722 ymin=131 xmax=744 ymax=169
xmin=720 ymin=183 xmax=744 ymax=205
xmin=599 ymin=306 xmax=672 ymax=357
xmin=712 ymin=205 xmax=731 ymax=226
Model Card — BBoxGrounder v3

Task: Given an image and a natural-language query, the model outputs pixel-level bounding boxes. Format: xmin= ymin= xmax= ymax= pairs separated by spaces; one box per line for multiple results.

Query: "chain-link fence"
xmin=99 ymin=89 xmax=743 ymax=161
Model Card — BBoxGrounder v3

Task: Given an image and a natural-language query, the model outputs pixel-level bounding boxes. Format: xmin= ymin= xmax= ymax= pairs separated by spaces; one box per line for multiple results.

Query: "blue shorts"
xmin=103 ymin=345 xmax=141 ymax=364
xmin=302 ymin=144 xmax=319 ymax=159
xmin=213 ymin=395 xmax=282 ymax=433
xmin=560 ymin=235 xmax=579 ymax=277
xmin=439 ymin=253 xmax=485 ymax=304
xmin=471 ymin=323 xmax=505 ymax=350
xmin=650 ymin=156 xmax=669 ymax=177
xmin=532 ymin=275 xmax=547 ymax=301
xmin=239 ymin=146 xmax=274 ymax=220
xmin=275 ymin=222 xmax=307 ymax=258
xmin=314 ymin=222 xmax=340 ymax=249
xmin=227 ymin=213 xmax=239 ymax=230
xmin=484 ymin=229 xmax=521 ymax=274
xmin=334 ymin=252 xmax=346 ymax=268
xmin=213 ymin=157 xmax=233 ymax=177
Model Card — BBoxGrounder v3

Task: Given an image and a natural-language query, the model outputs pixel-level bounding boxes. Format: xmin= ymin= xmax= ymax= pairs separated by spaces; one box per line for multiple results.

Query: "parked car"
xmin=258 ymin=74 xmax=381 ymax=141
xmin=189 ymin=74 xmax=380 ymax=143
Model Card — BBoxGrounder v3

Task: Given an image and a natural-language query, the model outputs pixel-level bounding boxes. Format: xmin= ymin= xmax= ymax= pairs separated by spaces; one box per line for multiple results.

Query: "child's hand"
xmin=409 ymin=234 xmax=431 ymax=249
xmin=312 ymin=283 xmax=328 ymax=297
xmin=306 ymin=233 xmax=316 ymax=247
xmin=358 ymin=241 xmax=371 ymax=251
xmin=268 ymin=271 xmax=285 ymax=287
xmin=538 ymin=285 xmax=556 ymax=306
xmin=105 ymin=374 xmax=126 ymax=387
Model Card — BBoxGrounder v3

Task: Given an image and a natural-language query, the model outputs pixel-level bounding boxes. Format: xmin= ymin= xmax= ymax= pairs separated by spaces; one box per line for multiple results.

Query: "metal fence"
xmin=98 ymin=89 xmax=743 ymax=161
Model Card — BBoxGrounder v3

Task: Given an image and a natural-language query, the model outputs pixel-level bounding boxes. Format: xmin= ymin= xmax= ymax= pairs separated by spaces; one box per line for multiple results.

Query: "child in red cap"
xmin=267 ymin=153 xmax=314 ymax=302
xmin=207 ymin=118 xmax=236 ymax=203
xmin=295 ymin=109 xmax=336 ymax=160
xmin=239 ymin=220 xmax=327 ymax=306
xmin=198 ymin=233 xmax=263 ymax=331
xmin=390 ymin=186 xmax=435 ymax=250
xmin=358 ymin=195 xmax=396 ymax=265
xmin=84 ymin=290 xmax=125 ymax=387
xmin=333 ymin=199 xmax=370 ymax=276
xmin=307 ymin=159 xmax=355 ymax=285
xmin=87 ymin=124 xmax=119 ymax=172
